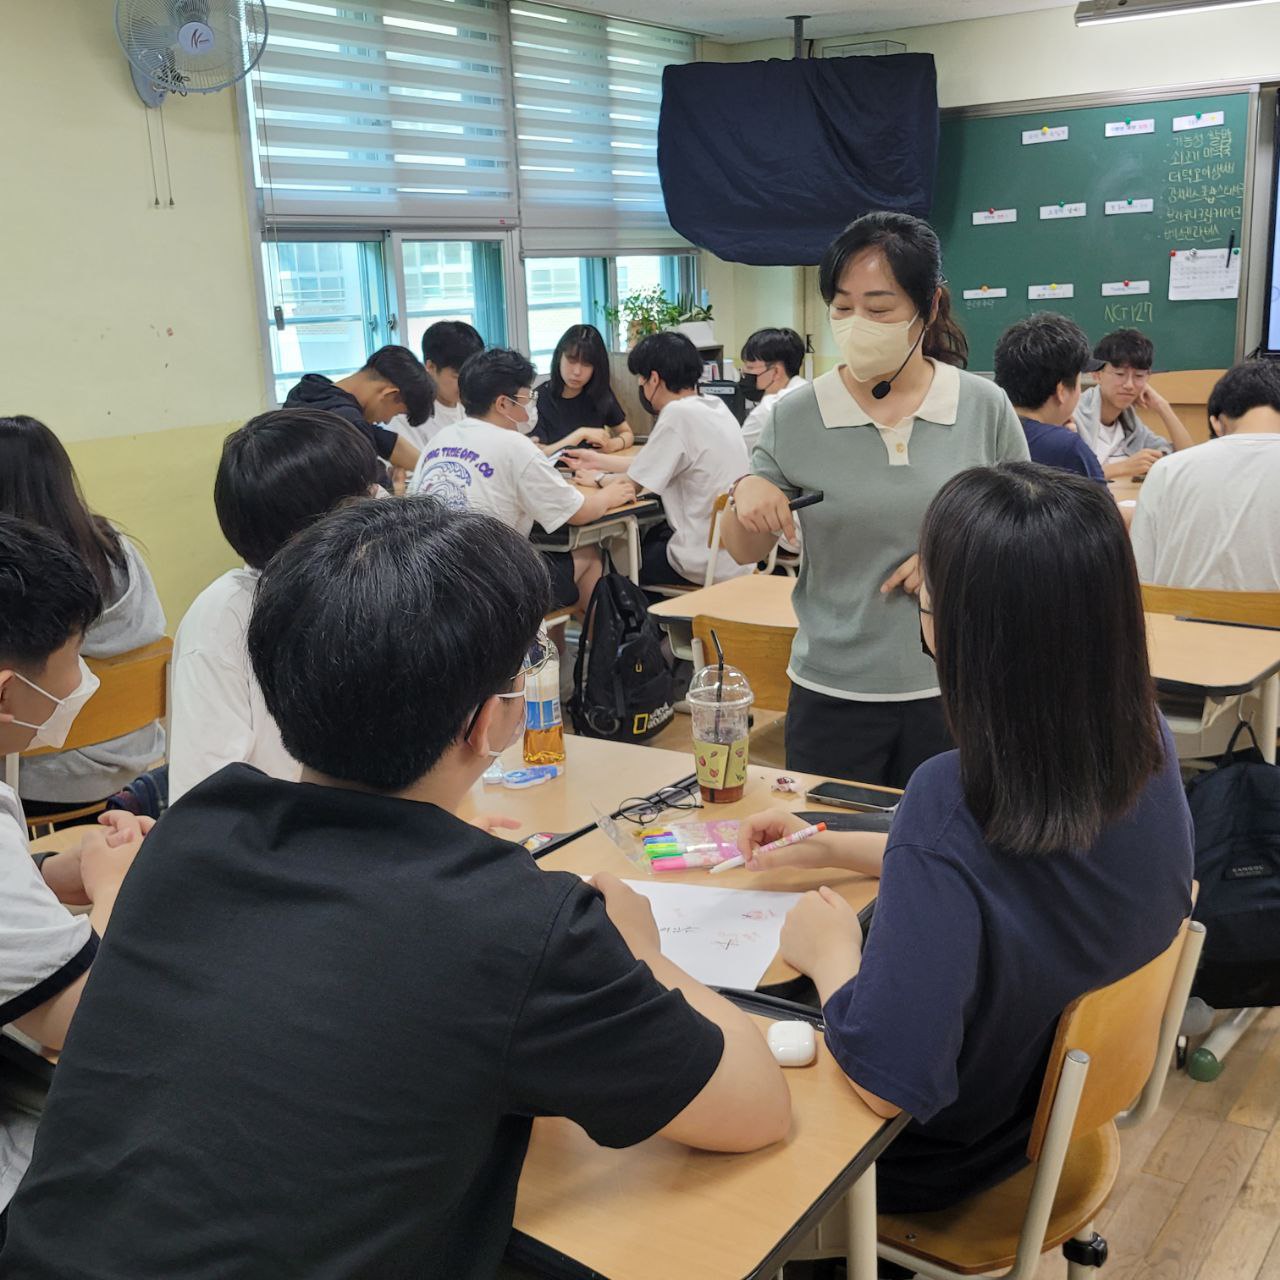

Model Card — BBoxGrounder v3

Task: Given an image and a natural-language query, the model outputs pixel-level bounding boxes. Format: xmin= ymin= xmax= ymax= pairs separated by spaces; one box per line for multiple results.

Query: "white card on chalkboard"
xmin=1105 ymin=119 xmax=1154 ymax=137
xmin=1040 ymin=203 xmax=1087 ymax=220
xmin=1105 ymin=199 xmax=1155 ymax=215
xmin=972 ymin=208 xmax=1016 ymax=226
xmin=1172 ymin=111 xmax=1225 ymax=131
xmin=1101 ymin=280 xmax=1151 ymax=296
xmin=1022 ymin=126 xmax=1069 ymax=145
xmin=962 ymin=286 xmax=1008 ymax=300
xmin=1169 ymin=248 xmax=1241 ymax=301
xmin=1028 ymin=283 xmax=1075 ymax=300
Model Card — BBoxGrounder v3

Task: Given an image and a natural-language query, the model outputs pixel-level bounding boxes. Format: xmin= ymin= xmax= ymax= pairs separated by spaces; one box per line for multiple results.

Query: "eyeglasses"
xmin=614 ymin=780 xmax=702 ymax=825
xmin=464 ymin=636 xmax=554 ymax=738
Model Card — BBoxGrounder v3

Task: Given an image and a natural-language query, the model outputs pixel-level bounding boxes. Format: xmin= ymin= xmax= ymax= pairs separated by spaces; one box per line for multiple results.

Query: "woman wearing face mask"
xmin=533 ymin=325 xmax=636 ymax=456
xmin=0 ymin=416 xmax=167 ymax=818
xmin=720 ymin=212 xmax=1029 ymax=789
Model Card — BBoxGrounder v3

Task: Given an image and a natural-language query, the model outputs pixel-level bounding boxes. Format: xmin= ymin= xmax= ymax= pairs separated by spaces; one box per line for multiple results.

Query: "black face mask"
xmin=739 ymin=372 xmax=768 ymax=404
xmin=638 ymin=383 xmax=657 ymax=417
xmin=919 ymin=613 xmax=934 ymax=660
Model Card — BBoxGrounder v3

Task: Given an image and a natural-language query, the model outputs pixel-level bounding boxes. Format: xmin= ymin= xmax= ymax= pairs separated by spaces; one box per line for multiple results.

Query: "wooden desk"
xmin=1108 ymin=478 xmax=1143 ymax=506
xmin=649 ymin=575 xmax=796 ymax=662
xmin=531 ymin=495 xmax=662 ymax=585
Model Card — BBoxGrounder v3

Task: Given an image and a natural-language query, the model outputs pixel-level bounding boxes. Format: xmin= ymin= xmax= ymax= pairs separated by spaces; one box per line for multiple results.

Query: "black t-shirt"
xmin=532 ymin=381 xmax=625 ymax=446
xmin=1 ymin=767 xmax=723 ymax=1279
xmin=284 ymin=373 xmax=400 ymax=461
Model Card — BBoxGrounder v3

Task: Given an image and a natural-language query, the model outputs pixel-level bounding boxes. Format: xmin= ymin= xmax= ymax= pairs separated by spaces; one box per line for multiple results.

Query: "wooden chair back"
xmin=1142 ymin=585 xmax=1280 ymax=629
xmin=1027 ymin=918 xmax=1190 ymax=1160
xmin=20 ymin=638 xmax=173 ymax=759
xmin=691 ymin=615 xmax=793 ymax=712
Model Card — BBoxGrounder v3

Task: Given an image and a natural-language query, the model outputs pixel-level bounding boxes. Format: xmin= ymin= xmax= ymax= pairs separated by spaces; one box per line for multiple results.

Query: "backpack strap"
xmin=1223 ymin=716 xmax=1263 ymax=764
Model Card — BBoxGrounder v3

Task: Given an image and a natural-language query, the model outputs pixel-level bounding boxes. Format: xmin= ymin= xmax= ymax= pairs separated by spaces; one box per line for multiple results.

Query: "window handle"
xmin=388 ymin=313 xmax=398 ymax=333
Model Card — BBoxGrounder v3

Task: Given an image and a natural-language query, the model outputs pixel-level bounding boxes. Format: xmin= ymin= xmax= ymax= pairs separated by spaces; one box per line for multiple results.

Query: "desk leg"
xmin=1259 ymin=674 xmax=1278 ymax=766
xmin=845 ymin=1163 xmax=878 ymax=1280
xmin=626 ymin=517 xmax=640 ymax=586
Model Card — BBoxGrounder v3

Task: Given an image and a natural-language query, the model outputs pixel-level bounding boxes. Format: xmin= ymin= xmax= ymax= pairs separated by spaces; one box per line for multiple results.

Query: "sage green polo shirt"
xmin=752 ymin=361 xmax=1029 ymax=700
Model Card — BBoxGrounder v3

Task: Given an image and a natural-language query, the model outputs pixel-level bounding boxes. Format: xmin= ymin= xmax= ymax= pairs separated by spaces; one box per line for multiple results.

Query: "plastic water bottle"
xmin=523 ymin=631 xmax=565 ymax=767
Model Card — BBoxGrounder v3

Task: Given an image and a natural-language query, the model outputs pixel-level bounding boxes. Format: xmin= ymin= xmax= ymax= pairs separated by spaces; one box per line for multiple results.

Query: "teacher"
xmin=721 ymin=212 xmax=1029 ymax=788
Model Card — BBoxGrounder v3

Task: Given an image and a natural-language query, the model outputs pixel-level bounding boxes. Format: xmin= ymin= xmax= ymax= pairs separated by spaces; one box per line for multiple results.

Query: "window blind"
xmin=247 ymin=0 xmax=517 ymax=222
xmin=509 ymin=3 xmax=695 ymax=253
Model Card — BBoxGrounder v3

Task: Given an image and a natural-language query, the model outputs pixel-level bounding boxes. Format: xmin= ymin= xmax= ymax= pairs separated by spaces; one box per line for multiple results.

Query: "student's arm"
xmin=169 ymin=650 xmax=257 ymax=803
xmin=562 ymin=448 xmax=631 ymax=474
xmin=609 ymin=419 xmax=635 ymax=450
xmin=1137 ymin=386 xmax=1195 ymax=452
xmin=736 ymin=809 xmax=887 ymax=877
xmin=388 ymin=434 xmax=421 ymax=472
xmin=566 ymin=479 xmax=638 ymax=524
xmin=1104 ymin=449 xmax=1163 ymax=481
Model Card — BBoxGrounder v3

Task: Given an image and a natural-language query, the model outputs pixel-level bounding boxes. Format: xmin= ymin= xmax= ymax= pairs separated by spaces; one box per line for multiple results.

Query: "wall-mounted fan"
xmin=116 ymin=0 xmax=268 ymax=106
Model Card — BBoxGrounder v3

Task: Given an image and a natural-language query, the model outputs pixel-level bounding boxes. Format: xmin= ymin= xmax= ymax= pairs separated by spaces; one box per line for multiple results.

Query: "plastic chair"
xmin=5 ymin=638 xmax=172 ymax=834
xmin=789 ymin=917 xmax=1205 ymax=1279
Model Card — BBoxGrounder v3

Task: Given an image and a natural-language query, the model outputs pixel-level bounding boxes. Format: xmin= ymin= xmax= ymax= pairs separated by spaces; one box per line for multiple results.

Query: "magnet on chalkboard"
xmin=1123 ymin=280 xmax=1130 ymax=287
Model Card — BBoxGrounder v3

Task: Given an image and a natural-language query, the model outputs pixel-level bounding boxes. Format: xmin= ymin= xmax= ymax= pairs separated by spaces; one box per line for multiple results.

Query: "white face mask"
xmin=10 ymin=658 xmax=100 ymax=750
xmin=830 ymin=311 xmax=920 ymax=383
xmin=517 ymin=395 xmax=538 ymax=436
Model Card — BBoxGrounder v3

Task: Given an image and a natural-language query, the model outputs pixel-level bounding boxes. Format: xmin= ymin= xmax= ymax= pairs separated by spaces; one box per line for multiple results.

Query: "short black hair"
xmin=740 ymin=328 xmax=805 ymax=378
xmin=920 ymin=462 xmax=1163 ymax=857
xmin=421 ymin=320 xmax=484 ymax=373
xmin=364 ymin=345 xmax=435 ymax=427
xmin=214 ymin=409 xmax=380 ymax=570
xmin=1093 ymin=328 xmax=1154 ymax=371
xmin=627 ymin=331 xmax=704 ymax=392
xmin=548 ymin=324 xmax=615 ymax=413
xmin=249 ymin=497 xmax=551 ymax=792
xmin=0 ymin=514 xmax=102 ymax=671
xmin=458 ymin=347 xmax=536 ymax=416
xmin=1207 ymin=359 xmax=1280 ymax=420
xmin=993 ymin=312 xmax=1094 ymax=411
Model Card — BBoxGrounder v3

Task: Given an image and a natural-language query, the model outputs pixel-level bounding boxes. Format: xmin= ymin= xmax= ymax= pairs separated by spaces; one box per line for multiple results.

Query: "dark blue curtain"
xmin=658 ymin=55 xmax=939 ymax=266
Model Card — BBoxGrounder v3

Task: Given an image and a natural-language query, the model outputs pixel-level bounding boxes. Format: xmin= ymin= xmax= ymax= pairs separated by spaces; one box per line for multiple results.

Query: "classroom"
xmin=3 ymin=0 xmax=1280 ymax=1275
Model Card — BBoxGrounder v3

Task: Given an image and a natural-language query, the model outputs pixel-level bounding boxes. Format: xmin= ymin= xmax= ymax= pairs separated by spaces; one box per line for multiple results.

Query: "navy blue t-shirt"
xmin=823 ymin=719 xmax=1192 ymax=1212
xmin=1020 ymin=416 xmax=1106 ymax=481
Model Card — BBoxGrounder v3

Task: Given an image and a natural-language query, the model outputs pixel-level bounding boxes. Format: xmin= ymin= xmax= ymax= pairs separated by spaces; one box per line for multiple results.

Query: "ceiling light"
xmin=1076 ymin=0 xmax=1277 ymax=25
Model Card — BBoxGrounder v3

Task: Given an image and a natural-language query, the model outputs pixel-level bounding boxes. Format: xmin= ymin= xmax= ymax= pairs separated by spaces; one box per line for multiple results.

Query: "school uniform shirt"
xmin=1131 ymin=433 xmax=1280 ymax=590
xmin=168 ymin=568 xmax=299 ymax=804
xmin=283 ymin=373 xmax=400 ymax=462
xmin=1074 ymin=385 xmax=1171 ymax=466
xmin=740 ymin=375 xmax=808 ymax=456
xmin=0 ymin=782 xmax=96 ymax=1209
xmin=753 ymin=361 xmax=1029 ymax=700
xmin=628 ymin=395 xmax=753 ymax=585
xmin=407 ymin=417 xmax=584 ymax=537
xmin=18 ymin=535 xmax=167 ymax=804
xmin=388 ymin=400 xmax=466 ymax=452
xmin=532 ymin=381 xmax=626 ymax=447
xmin=1018 ymin=417 xmax=1106 ymax=481
xmin=0 ymin=767 xmax=725 ymax=1279
xmin=825 ymin=719 xmax=1193 ymax=1212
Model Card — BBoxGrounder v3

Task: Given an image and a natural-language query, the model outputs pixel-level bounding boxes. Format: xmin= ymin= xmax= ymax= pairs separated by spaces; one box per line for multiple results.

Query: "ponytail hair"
xmin=819 ymin=212 xmax=969 ymax=370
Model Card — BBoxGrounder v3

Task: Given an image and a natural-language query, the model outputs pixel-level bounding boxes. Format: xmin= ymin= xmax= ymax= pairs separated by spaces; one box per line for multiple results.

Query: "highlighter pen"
xmin=709 ymin=821 xmax=827 ymax=875
xmin=651 ymin=848 xmax=732 ymax=871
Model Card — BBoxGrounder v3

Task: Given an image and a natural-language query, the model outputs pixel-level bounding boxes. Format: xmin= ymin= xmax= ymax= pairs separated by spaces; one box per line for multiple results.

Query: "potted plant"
xmin=603 ymin=286 xmax=679 ymax=348
xmin=669 ymin=295 xmax=715 ymax=348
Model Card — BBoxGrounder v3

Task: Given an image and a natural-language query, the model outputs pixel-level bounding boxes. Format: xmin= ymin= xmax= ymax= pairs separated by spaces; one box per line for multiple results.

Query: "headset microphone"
xmin=871 ymin=322 xmax=928 ymax=400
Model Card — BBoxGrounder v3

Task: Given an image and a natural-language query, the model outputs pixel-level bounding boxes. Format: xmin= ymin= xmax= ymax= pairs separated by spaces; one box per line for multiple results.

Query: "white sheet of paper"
xmin=1172 ymin=111 xmax=1225 ymax=131
xmin=1040 ymin=202 xmax=1086 ymax=220
xmin=1022 ymin=126 xmax=1068 ymax=145
xmin=1105 ymin=198 xmax=1154 ymax=215
xmin=1101 ymin=280 xmax=1151 ymax=296
xmin=1105 ymin=118 xmax=1154 ymax=137
xmin=962 ymin=286 xmax=1007 ymax=299
xmin=1028 ymin=283 xmax=1074 ymax=300
xmin=972 ymin=208 xmax=1016 ymax=226
xmin=1168 ymin=248 xmax=1241 ymax=301
xmin=624 ymin=880 xmax=803 ymax=990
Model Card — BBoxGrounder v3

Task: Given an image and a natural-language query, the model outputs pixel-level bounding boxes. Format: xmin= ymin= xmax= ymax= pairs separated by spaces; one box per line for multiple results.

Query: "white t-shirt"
xmin=741 ymin=375 xmax=808 ymax=455
xmin=1092 ymin=420 xmax=1128 ymax=465
xmin=0 ymin=782 xmax=95 ymax=1207
xmin=169 ymin=568 xmax=300 ymax=803
xmin=1131 ymin=434 xmax=1280 ymax=590
xmin=389 ymin=400 xmax=466 ymax=453
xmin=629 ymin=395 xmax=752 ymax=585
xmin=407 ymin=417 xmax=584 ymax=537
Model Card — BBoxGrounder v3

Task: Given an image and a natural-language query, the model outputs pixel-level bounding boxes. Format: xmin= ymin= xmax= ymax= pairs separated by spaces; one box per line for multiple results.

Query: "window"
xmin=402 ymin=239 xmax=508 ymax=351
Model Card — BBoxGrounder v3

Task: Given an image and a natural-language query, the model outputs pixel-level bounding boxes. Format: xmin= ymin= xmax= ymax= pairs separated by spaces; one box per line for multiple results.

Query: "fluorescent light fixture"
xmin=1075 ymin=0 xmax=1277 ymax=24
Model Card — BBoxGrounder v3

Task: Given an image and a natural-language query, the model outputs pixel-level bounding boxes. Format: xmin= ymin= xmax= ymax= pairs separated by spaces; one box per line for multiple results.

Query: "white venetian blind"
xmin=247 ymin=0 xmax=517 ymax=222
xmin=509 ymin=3 xmax=695 ymax=252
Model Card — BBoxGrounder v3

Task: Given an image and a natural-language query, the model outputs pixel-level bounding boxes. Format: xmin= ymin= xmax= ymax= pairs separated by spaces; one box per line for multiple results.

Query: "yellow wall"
xmin=2 ymin=1 xmax=266 ymax=622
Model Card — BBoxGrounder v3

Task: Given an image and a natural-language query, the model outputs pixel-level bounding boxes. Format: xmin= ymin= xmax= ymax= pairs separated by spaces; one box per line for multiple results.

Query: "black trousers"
xmin=638 ymin=521 xmax=688 ymax=587
xmin=784 ymin=682 xmax=952 ymax=790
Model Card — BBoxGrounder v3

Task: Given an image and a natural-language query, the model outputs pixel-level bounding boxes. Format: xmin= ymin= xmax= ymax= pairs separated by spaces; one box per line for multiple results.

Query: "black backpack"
xmin=1186 ymin=720 xmax=1280 ymax=1008
xmin=569 ymin=569 xmax=675 ymax=743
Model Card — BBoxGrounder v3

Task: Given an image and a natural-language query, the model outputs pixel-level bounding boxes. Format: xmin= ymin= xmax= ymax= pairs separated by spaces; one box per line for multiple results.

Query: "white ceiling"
xmin=577 ymin=0 xmax=1077 ymax=42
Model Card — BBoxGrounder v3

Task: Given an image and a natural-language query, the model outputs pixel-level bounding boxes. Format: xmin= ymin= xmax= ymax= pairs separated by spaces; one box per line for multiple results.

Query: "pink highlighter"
xmin=650 ymin=848 xmax=730 ymax=872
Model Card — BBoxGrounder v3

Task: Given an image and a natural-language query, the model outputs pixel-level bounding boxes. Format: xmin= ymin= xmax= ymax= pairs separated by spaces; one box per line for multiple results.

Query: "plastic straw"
xmin=710 ymin=628 xmax=724 ymax=740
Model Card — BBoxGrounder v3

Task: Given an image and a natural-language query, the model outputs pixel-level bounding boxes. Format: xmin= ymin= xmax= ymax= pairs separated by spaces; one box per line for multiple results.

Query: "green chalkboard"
xmin=932 ymin=92 xmax=1251 ymax=371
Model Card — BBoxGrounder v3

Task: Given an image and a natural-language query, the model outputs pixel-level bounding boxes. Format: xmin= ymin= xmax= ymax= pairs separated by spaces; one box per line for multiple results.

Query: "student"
xmin=168 ymin=409 xmax=380 ymax=803
xmin=284 ymin=344 xmax=432 ymax=473
xmin=738 ymin=327 xmax=808 ymax=455
xmin=532 ymin=324 xmax=635 ymax=455
xmin=563 ymin=331 xmax=752 ymax=588
xmin=1 ymin=498 xmax=791 ymax=1277
xmin=1131 ymin=359 xmax=1280 ymax=590
xmin=992 ymin=313 xmax=1106 ymax=480
xmin=735 ymin=462 xmax=1192 ymax=1215
xmin=391 ymin=321 xmax=486 ymax=452
xmin=0 ymin=417 xmax=166 ymax=816
xmin=1074 ymin=329 xmax=1193 ymax=479
xmin=0 ymin=515 xmax=148 ymax=1222
xmin=409 ymin=347 xmax=636 ymax=615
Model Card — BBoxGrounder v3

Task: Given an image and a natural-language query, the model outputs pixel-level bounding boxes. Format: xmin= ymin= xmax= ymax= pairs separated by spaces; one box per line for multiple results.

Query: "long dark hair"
xmin=819 ymin=212 xmax=969 ymax=369
xmin=547 ymin=324 xmax=616 ymax=413
xmin=920 ymin=462 xmax=1163 ymax=856
xmin=0 ymin=415 xmax=126 ymax=597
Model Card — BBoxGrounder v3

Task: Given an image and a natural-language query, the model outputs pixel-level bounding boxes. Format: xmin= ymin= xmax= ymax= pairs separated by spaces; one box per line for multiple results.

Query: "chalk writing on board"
xmin=1104 ymin=301 xmax=1156 ymax=325
xmin=1160 ymin=124 xmax=1239 ymax=251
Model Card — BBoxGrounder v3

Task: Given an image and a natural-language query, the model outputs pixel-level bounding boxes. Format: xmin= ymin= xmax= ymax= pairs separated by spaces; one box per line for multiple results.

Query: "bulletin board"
xmin=931 ymin=91 xmax=1255 ymax=371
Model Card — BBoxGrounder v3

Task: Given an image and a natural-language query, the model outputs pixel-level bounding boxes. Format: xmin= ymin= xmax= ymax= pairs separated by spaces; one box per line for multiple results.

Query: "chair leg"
xmin=1063 ymin=1223 xmax=1108 ymax=1278
xmin=1189 ymin=1007 xmax=1265 ymax=1081
xmin=845 ymin=1163 xmax=879 ymax=1280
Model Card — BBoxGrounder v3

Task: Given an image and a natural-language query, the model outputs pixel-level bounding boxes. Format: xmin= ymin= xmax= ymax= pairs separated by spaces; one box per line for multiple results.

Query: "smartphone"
xmin=805 ymin=780 xmax=899 ymax=814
